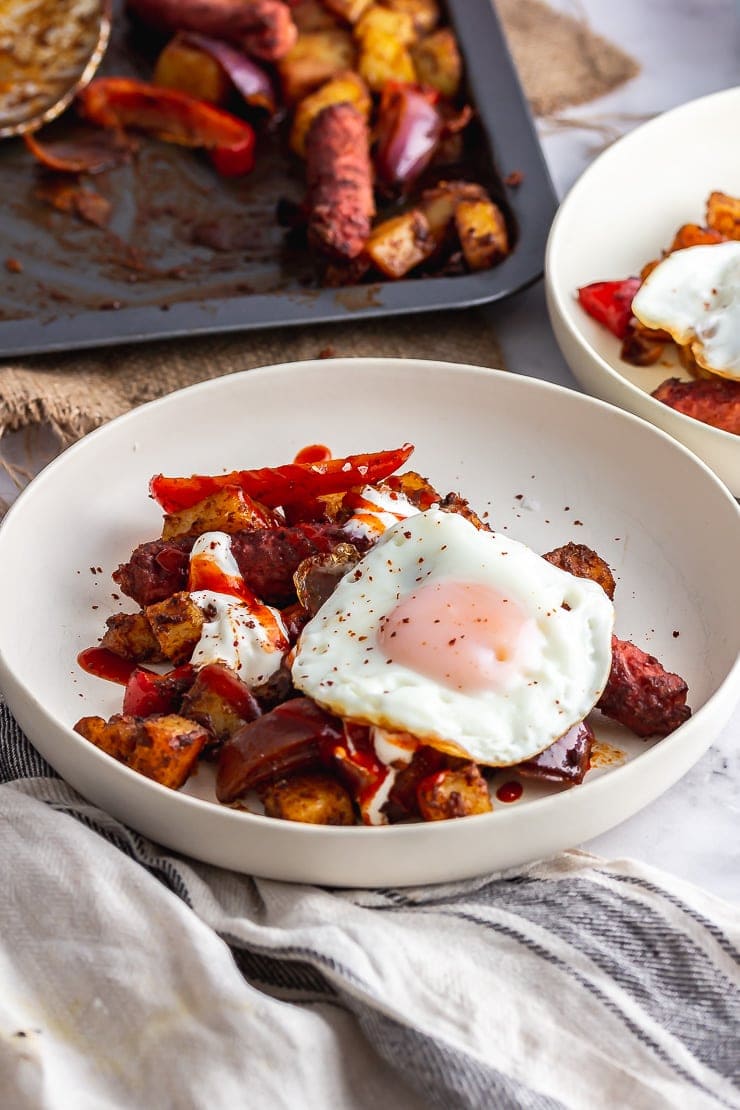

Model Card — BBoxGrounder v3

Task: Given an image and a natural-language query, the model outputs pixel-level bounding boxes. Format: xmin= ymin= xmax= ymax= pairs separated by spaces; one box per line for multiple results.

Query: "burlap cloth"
xmin=0 ymin=0 xmax=638 ymax=446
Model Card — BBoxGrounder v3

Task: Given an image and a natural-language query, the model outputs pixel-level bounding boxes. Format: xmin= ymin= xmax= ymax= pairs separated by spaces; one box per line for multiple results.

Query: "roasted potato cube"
xmin=278 ymin=30 xmax=355 ymax=103
xmin=438 ymin=490 xmax=490 ymax=531
xmin=411 ymin=28 xmax=461 ymax=97
xmin=162 ymin=486 xmax=274 ymax=541
xmin=127 ymin=714 xmax=208 ymax=790
xmin=420 ymin=180 xmax=486 ymax=246
xmin=366 ymin=210 xmax=435 ymax=279
xmin=100 ymin=611 xmax=164 ymax=662
xmin=261 ymin=772 xmax=355 ymax=824
xmin=153 ymin=36 xmax=230 ymax=104
xmin=290 ymin=70 xmax=371 ymax=157
xmin=292 ymin=0 xmax=342 ymax=31
xmin=417 ymin=764 xmax=492 ymax=821
xmin=355 ymin=6 xmax=416 ymax=90
xmin=324 ymin=0 xmax=374 ymax=22
xmin=74 ymin=714 xmax=139 ymax=762
xmin=384 ymin=470 xmax=441 ymax=510
xmin=706 ymin=191 xmax=740 ymax=240
xmin=455 ymin=198 xmax=509 ymax=271
xmin=180 ymin=663 xmax=260 ymax=743
xmin=620 ymin=322 xmax=666 ymax=367
xmin=669 ymin=223 xmax=724 ymax=253
xmin=381 ymin=0 xmax=440 ymax=34
xmin=542 ymin=542 xmax=616 ymax=600
xmin=145 ymin=592 xmax=205 ymax=664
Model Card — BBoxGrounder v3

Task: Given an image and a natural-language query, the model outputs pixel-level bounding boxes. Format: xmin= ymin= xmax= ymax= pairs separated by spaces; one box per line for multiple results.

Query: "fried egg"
xmin=292 ymin=509 xmax=614 ymax=766
xmin=632 ymin=240 xmax=740 ymax=380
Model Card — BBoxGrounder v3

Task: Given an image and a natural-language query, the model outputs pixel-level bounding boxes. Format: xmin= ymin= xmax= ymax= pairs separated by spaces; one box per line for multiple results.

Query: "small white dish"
xmin=0 ymin=358 xmax=738 ymax=886
xmin=545 ymin=86 xmax=740 ymax=495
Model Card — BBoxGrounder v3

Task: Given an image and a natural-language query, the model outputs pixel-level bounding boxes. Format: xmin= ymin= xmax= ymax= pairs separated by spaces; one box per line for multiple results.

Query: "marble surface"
xmin=0 ymin=1 xmax=737 ymax=899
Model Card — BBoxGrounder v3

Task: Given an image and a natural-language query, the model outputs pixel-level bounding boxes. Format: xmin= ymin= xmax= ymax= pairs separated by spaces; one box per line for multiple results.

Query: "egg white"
xmin=292 ymin=509 xmax=615 ymax=765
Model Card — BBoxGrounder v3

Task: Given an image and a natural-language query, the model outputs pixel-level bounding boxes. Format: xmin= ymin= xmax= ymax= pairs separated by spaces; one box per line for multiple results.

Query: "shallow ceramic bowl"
xmin=0 ymin=359 xmax=738 ymax=886
xmin=546 ymin=86 xmax=740 ymax=495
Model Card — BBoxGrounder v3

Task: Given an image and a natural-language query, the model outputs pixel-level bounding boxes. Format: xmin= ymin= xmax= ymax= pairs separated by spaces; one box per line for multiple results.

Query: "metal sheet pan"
xmin=0 ymin=1 xmax=557 ymax=358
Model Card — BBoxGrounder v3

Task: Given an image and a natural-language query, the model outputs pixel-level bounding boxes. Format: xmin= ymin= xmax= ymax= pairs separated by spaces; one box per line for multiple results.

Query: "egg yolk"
xmin=377 ymin=579 xmax=538 ymax=693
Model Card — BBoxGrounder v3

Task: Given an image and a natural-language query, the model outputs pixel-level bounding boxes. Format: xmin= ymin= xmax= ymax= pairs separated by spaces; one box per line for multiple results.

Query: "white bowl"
xmin=0 ymin=359 xmax=738 ymax=886
xmin=546 ymin=86 xmax=740 ymax=495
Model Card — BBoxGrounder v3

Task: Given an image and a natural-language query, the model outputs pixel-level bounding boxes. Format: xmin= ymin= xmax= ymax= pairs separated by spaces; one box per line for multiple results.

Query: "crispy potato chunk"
xmin=438 ymin=490 xmax=490 ymax=530
xmin=278 ymin=29 xmax=355 ymax=103
xmin=669 ymin=224 xmax=724 ymax=253
xmin=384 ymin=470 xmax=441 ymax=509
xmin=145 ymin=591 xmax=205 ymax=663
xmin=417 ymin=764 xmax=492 ymax=821
xmin=128 ymin=715 xmax=208 ymax=789
xmin=292 ymin=0 xmax=340 ymax=32
xmin=100 ymin=611 xmax=164 ymax=662
xmin=620 ymin=322 xmax=666 ymax=367
xmin=153 ymin=36 xmax=231 ymax=104
xmin=420 ymin=180 xmax=486 ymax=247
xmin=542 ymin=542 xmax=616 ymax=600
xmin=455 ymin=198 xmax=509 ymax=271
xmin=74 ymin=715 xmax=139 ymax=762
xmin=323 ymin=0 xmax=373 ymax=22
xmin=706 ymin=191 xmax=740 ymax=240
xmin=180 ymin=663 xmax=260 ymax=743
xmin=290 ymin=70 xmax=371 ymax=157
xmin=366 ymin=210 xmax=435 ymax=279
xmin=162 ymin=486 xmax=274 ymax=540
xmin=381 ymin=0 xmax=440 ymax=34
xmin=261 ymin=772 xmax=355 ymax=824
xmin=355 ymin=7 xmax=416 ymax=90
xmin=411 ymin=28 xmax=461 ymax=97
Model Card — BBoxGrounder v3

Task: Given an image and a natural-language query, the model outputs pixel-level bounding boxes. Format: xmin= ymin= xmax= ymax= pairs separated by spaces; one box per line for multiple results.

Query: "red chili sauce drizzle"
xmin=495 ymin=780 xmax=523 ymax=804
xmin=293 ymin=444 xmax=332 ymax=464
xmin=77 ymin=647 xmax=140 ymax=685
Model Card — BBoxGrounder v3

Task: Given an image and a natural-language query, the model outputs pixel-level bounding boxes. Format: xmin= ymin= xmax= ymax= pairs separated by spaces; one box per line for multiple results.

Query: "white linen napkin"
xmin=1 ymin=704 xmax=738 ymax=1110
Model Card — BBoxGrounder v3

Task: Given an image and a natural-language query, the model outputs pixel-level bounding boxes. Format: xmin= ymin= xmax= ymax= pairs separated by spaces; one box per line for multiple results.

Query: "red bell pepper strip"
xmin=577 ymin=277 xmax=641 ymax=340
xmin=123 ymin=664 xmax=195 ymax=717
xmin=150 ymin=444 xmax=414 ymax=514
xmin=77 ymin=78 xmax=256 ymax=177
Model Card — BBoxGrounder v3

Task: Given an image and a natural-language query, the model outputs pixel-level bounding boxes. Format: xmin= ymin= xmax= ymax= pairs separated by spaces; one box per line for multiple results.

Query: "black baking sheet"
xmin=0 ymin=1 xmax=557 ymax=357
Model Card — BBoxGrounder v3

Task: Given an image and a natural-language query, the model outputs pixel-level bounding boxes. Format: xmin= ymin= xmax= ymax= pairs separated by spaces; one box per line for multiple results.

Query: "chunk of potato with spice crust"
xmin=292 ymin=0 xmax=341 ymax=32
xmin=290 ymin=70 xmax=371 ymax=157
xmin=260 ymin=772 xmax=355 ymax=824
xmin=278 ymin=29 xmax=355 ymax=103
xmin=381 ymin=0 xmax=440 ymax=34
xmin=366 ymin=210 xmax=435 ymax=279
xmin=455 ymin=198 xmax=509 ymax=271
xmin=419 ymin=180 xmax=486 ymax=247
xmin=127 ymin=715 xmax=209 ymax=789
xmin=323 ymin=0 xmax=373 ymax=22
xmin=542 ymin=542 xmax=615 ymax=600
xmin=180 ymin=662 xmax=261 ymax=744
xmin=153 ymin=36 xmax=231 ymax=104
xmin=74 ymin=715 xmax=139 ymax=762
xmin=161 ymin=486 xmax=275 ymax=540
xmin=354 ymin=7 xmax=416 ymax=90
xmin=100 ymin=611 xmax=164 ymax=662
xmin=411 ymin=28 xmax=461 ymax=98
xmin=417 ymin=764 xmax=492 ymax=821
xmin=706 ymin=191 xmax=740 ymax=240
xmin=145 ymin=591 xmax=205 ymax=664
xmin=669 ymin=224 xmax=724 ymax=253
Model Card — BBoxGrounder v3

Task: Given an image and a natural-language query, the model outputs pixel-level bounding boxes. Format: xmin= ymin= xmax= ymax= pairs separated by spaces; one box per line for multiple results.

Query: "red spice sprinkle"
xmin=448 ymin=638 xmax=457 ymax=646
xmin=573 ymin=520 xmax=583 ymax=526
xmin=673 ymin=630 xmax=680 ymax=638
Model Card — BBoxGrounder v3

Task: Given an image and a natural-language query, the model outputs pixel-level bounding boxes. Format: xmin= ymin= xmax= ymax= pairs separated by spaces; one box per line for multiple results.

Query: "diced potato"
xmin=355 ymin=6 xmax=416 ymax=90
xmin=162 ymin=486 xmax=273 ymax=541
xmin=381 ymin=0 xmax=440 ymax=34
xmin=454 ymin=198 xmax=509 ymax=271
xmin=384 ymin=470 xmax=441 ymax=509
xmin=620 ymin=321 xmax=668 ymax=367
xmin=542 ymin=541 xmax=616 ymax=600
xmin=278 ymin=30 xmax=356 ymax=104
xmin=438 ymin=491 xmax=490 ymax=532
xmin=366 ymin=210 xmax=435 ymax=279
xmin=153 ymin=36 xmax=230 ymax=104
xmin=420 ymin=180 xmax=486 ymax=245
xmin=290 ymin=70 xmax=371 ymax=157
xmin=180 ymin=664 xmax=258 ymax=743
xmin=706 ymin=191 xmax=740 ymax=240
xmin=292 ymin=0 xmax=341 ymax=32
xmin=261 ymin=772 xmax=355 ymax=824
xmin=669 ymin=223 xmax=724 ymax=252
xmin=127 ymin=714 xmax=208 ymax=790
xmin=100 ymin=611 xmax=164 ymax=662
xmin=74 ymin=715 xmax=139 ymax=762
xmin=145 ymin=592 xmax=205 ymax=664
xmin=678 ymin=342 xmax=715 ymax=380
xmin=411 ymin=28 xmax=461 ymax=98
xmin=417 ymin=764 xmax=492 ymax=821
xmin=323 ymin=0 xmax=374 ymax=22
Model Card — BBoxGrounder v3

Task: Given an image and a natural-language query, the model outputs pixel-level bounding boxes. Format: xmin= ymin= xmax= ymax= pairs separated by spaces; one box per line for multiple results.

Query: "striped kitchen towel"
xmin=1 ymin=700 xmax=738 ymax=1110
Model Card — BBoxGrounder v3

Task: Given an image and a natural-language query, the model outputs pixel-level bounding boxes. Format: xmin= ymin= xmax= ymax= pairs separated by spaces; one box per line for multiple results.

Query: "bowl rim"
xmin=1 ymin=356 xmax=738 ymax=845
xmin=545 ymin=85 xmax=740 ymax=448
